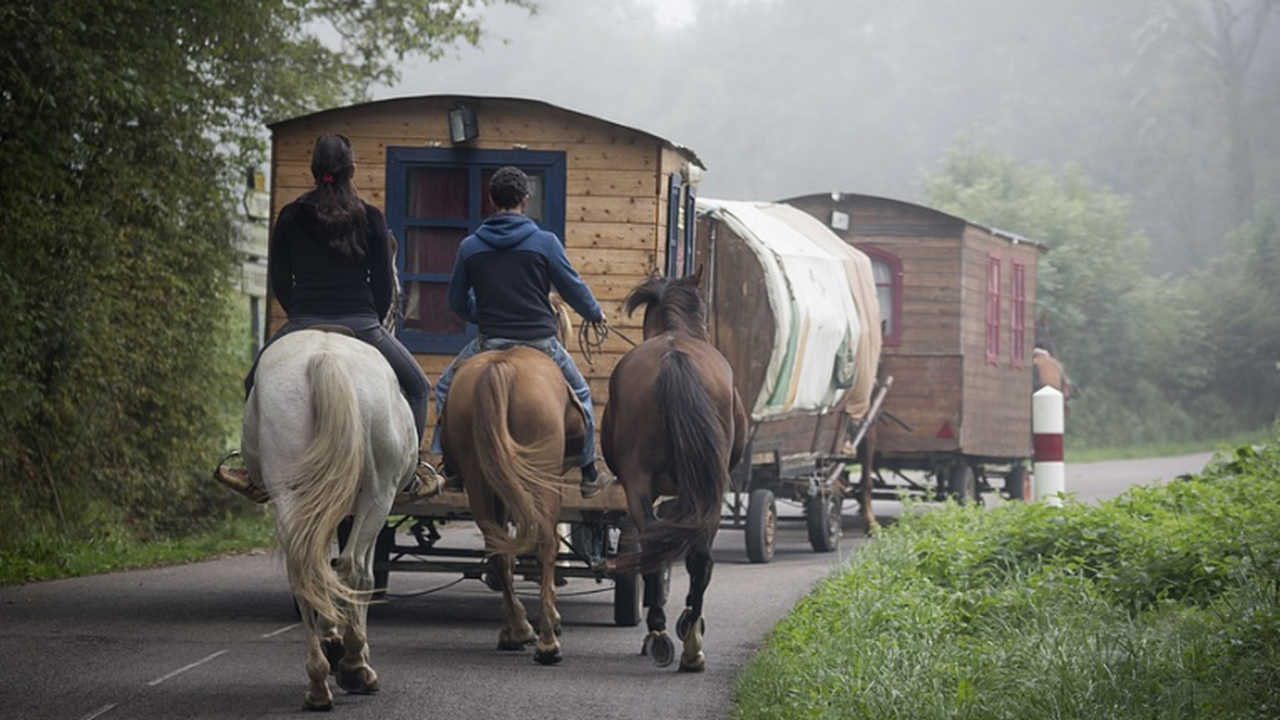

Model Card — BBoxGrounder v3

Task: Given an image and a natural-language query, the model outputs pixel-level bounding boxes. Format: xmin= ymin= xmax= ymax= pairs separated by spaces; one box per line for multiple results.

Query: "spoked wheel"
xmin=745 ymin=488 xmax=776 ymax=564
xmin=806 ymin=490 xmax=843 ymax=552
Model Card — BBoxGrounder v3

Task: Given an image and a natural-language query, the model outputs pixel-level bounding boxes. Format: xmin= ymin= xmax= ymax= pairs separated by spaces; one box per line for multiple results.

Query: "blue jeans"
xmin=245 ymin=314 xmax=430 ymax=445
xmin=429 ymin=335 xmax=595 ymax=468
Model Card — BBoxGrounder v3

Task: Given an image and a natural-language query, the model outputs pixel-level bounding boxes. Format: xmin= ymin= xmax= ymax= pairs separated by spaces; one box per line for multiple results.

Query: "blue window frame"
xmin=384 ymin=147 xmax=566 ymax=353
xmin=664 ymin=173 xmax=697 ymax=277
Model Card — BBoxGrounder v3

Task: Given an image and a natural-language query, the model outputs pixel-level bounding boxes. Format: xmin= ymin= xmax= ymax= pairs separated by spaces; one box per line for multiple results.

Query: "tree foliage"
xmin=921 ymin=142 xmax=1222 ymax=446
xmin=0 ymin=0 xmax=531 ymax=544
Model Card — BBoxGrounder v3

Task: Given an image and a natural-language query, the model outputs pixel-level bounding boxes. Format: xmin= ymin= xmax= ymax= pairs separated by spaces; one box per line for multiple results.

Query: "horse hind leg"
xmin=676 ymin=544 xmax=713 ymax=673
xmin=640 ymin=567 xmax=675 ymax=667
xmin=493 ymin=553 xmax=537 ymax=651
xmin=532 ymin=530 xmax=563 ymax=665
xmin=298 ymin=602 xmax=335 ymax=711
xmin=330 ymin=526 xmax=380 ymax=694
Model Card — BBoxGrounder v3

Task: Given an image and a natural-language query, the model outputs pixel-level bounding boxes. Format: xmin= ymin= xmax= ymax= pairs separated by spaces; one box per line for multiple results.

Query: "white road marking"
xmin=80 ymin=703 xmax=117 ymax=720
xmin=262 ymin=623 xmax=299 ymax=638
xmin=147 ymin=650 xmax=228 ymax=686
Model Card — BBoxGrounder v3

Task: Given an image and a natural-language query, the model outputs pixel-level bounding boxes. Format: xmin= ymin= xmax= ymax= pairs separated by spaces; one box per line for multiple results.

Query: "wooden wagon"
xmin=692 ymin=199 xmax=889 ymax=563
xmin=782 ymin=192 xmax=1046 ymax=506
xmin=265 ymin=95 xmax=707 ymax=625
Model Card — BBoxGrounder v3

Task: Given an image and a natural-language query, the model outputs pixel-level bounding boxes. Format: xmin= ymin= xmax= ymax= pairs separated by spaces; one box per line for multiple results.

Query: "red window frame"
xmin=1010 ymin=261 xmax=1027 ymax=367
xmin=855 ymin=244 xmax=903 ymax=347
xmin=985 ymin=253 xmax=1002 ymax=364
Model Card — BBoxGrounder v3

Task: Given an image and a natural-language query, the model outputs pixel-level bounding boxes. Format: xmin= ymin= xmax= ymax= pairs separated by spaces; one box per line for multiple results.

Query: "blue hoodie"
xmin=448 ymin=212 xmax=602 ymax=340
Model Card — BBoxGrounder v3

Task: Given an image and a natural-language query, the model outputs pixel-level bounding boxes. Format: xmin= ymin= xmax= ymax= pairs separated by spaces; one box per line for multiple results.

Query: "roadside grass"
xmin=733 ymin=435 xmax=1280 ymax=719
xmin=0 ymin=509 xmax=275 ymax=587
xmin=1066 ymin=427 xmax=1270 ymax=463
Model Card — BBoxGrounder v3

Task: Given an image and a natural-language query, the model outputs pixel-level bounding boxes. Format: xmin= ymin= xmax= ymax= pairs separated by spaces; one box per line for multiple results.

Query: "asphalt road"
xmin=0 ymin=452 xmax=1217 ymax=720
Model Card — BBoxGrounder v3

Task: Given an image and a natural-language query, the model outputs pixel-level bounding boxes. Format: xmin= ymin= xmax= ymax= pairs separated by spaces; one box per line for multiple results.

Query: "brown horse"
xmin=601 ymin=269 xmax=747 ymax=672
xmin=439 ymin=345 xmax=586 ymax=665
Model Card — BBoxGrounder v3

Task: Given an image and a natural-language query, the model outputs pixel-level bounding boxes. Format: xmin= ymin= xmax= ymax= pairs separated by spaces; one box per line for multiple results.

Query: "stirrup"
xmin=214 ymin=452 xmax=269 ymax=504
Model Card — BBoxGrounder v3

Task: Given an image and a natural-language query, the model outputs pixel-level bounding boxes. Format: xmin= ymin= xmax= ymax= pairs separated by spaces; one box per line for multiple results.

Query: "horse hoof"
xmin=648 ymin=632 xmax=675 ymax=668
xmin=534 ymin=648 xmax=563 ymax=665
xmin=675 ymin=609 xmax=705 ymax=641
xmin=303 ymin=693 xmax=334 ymax=712
xmin=497 ymin=638 xmax=530 ymax=651
xmin=321 ymin=638 xmax=345 ymax=673
xmin=336 ymin=666 xmax=379 ymax=694
xmin=678 ymin=653 xmax=707 ymax=673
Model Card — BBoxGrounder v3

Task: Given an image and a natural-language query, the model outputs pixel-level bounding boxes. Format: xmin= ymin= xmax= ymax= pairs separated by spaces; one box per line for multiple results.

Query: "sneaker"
xmin=579 ymin=463 xmax=609 ymax=499
xmin=214 ymin=464 xmax=270 ymax=504
xmin=404 ymin=461 xmax=445 ymax=499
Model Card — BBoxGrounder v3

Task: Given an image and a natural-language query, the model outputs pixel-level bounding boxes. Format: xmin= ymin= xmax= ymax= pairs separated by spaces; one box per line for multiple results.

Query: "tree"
xmin=920 ymin=142 xmax=1217 ymax=446
xmin=0 ymin=0 xmax=532 ymax=543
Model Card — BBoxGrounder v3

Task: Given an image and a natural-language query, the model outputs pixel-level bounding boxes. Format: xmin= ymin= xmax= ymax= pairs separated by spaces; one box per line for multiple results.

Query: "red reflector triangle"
xmin=936 ymin=422 xmax=955 ymax=439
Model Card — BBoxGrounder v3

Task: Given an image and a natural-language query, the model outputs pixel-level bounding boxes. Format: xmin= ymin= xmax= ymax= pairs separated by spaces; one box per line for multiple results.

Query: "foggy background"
xmin=374 ymin=0 xmax=1280 ymax=276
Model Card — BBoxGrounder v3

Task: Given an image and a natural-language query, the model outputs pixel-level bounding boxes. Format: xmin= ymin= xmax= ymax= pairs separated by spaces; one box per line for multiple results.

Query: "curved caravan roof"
xmin=268 ymin=94 xmax=706 ymax=171
xmin=698 ymin=199 xmax=882 ymax=422
xmin=779 ymin=191 xmax=1047 ymax=250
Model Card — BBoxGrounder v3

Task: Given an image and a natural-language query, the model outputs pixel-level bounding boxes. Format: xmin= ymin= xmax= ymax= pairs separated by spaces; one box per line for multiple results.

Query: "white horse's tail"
xmin=279 ymin=350 xmax=367 ymax=625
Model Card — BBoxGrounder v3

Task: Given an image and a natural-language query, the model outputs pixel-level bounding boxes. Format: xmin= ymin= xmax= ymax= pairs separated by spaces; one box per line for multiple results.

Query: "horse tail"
xmin=279 ymin=350 xmax=368 ymax=626
xmin=629 ymin=349 xmax=727 ymax=573
xmin=471 ymin=357 xmax=560 ymax=557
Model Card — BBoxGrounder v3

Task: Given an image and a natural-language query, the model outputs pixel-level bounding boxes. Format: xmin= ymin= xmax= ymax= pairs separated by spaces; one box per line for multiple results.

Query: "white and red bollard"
xmin=1033 ymin=386 xmax=1065 ymax=506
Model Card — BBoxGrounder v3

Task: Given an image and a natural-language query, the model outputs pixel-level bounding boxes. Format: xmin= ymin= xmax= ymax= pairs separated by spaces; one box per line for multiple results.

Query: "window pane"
xmin=408 ymin=168 xmax=469 ymax=219
xmin=404 ymin=281 xmax=466 ymax=334
xmin=404 ymin=226 xmax=465 ymax=275
xmin=876 ymin=285 xmax=894 ymax=337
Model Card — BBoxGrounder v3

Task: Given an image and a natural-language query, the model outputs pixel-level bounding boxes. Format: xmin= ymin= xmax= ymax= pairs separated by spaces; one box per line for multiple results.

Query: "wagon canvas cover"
xmin=698 ymin=199 xmax=882 ymax=422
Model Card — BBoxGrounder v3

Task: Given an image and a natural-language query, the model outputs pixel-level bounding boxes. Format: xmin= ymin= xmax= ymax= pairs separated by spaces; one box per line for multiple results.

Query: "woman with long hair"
xmin=217 ymin=133 xmax=432 ymax=500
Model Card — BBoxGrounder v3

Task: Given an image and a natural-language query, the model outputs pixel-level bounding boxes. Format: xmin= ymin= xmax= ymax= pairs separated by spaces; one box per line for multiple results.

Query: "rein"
xmin=577 ymin=320 xmax=638 ymax=365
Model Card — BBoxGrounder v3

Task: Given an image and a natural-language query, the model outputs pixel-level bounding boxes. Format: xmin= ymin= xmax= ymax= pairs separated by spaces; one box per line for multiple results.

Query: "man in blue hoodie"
xmin=429 ymin=166 xmax=609 ymax=497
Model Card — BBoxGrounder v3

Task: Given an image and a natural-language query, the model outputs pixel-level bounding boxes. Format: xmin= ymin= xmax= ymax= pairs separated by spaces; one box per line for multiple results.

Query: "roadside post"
xmin=1033 ymin=386 xmax=1065 ymax=506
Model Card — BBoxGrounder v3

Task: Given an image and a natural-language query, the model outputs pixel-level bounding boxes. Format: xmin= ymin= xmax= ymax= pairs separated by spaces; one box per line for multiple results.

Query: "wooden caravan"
xmin=783 ymin=192 xmax=1045 ymax=502
xmin=694 ymin=199 xmax=888 ymax=561
xmin=267 ymin=95 xmax=704 ymax=421
xmin=266 ymin=96 xmax=705 ymax=620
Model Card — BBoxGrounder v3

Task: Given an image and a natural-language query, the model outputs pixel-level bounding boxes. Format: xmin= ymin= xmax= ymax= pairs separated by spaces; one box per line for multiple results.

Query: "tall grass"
xmin=734 ymin=435 xmax=1280 ymax=719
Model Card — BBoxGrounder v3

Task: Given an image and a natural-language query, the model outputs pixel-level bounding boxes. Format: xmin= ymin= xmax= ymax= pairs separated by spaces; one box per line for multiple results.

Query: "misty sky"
xmin=370 ymin=0 xmax=1280 ymax=271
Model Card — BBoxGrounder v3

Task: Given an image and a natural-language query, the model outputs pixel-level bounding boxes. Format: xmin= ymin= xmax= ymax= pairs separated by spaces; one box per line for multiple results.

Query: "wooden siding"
xmin=783 ymin=193 xmax=1042 ymax=462
xmin=267 ymin=97 xmax=700 ymax=453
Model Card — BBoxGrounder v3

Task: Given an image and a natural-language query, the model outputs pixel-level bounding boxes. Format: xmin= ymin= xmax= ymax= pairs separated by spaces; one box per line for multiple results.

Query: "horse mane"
xmin=623 ymin=271 xmax=707 ymax=339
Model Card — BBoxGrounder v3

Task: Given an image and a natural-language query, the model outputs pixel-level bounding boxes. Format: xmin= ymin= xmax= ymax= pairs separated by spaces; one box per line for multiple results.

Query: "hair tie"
xmin=321 ymin=173 xmax=334 ymax=185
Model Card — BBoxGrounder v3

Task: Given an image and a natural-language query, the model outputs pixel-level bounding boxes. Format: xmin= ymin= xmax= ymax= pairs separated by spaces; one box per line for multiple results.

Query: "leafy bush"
xmin=734 ymin=433 xmax=1280 ymax=719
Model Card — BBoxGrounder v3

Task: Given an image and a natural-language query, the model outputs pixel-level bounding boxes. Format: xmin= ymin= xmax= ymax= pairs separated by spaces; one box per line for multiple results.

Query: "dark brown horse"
xmin=601 ymin=269 xmax=747 ymax=672
xmin=439 ymin=345 xmax=586 ymax=665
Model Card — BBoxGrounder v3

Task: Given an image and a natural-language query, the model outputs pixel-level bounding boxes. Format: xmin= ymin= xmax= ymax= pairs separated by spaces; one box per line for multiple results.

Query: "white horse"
xmin=241 ymin=328 xmax=417 ymax=711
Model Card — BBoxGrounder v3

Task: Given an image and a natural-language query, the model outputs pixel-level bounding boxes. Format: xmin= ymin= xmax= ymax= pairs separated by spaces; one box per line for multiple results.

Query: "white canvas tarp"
xmin=699 ymin=199 xmax=882 ymax=422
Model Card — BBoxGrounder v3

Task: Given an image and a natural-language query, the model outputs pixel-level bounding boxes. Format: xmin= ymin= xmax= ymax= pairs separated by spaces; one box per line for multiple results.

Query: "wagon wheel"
xmin=745 ymin=488 xmax=776 ymax=564
xmin=1005 ymin=464 xmax=1032 ymax=502
xmin=806 ymin=490 xmax=843 ymax=553
xmin=947 ymin=463 xmax=978 ymax=504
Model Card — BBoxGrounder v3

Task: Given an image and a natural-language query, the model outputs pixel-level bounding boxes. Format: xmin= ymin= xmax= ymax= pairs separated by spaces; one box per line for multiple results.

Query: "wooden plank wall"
xmin=268 ymin=97 xmax=690 ymax=451
xmin=786 ymin=194 xmax=1043 ymax=461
